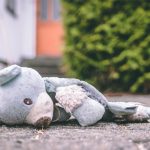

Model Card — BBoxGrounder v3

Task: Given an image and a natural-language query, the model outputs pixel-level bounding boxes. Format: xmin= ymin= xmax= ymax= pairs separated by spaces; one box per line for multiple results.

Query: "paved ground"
xmin=0 ymin=95 xmax=150 ymax=150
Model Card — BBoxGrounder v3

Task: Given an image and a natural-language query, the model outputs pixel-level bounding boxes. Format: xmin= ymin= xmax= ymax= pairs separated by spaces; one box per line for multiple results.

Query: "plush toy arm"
xmin=80 ymin=81 xmax=108 ymax=106
xmin=0 ymin=65 xmax=21 ymax=85
xmin=44 ymin=77 xmax=108 ymax=106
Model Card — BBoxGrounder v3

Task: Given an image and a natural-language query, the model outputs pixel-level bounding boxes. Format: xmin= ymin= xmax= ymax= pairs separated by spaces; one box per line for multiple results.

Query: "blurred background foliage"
xmin=61 ymin=0 xmax=150 ymax=93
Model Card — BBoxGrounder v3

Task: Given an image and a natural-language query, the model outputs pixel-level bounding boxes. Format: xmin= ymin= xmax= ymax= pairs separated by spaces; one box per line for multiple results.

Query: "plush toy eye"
xmin=24 ymin=98 xmax=33 ymax=105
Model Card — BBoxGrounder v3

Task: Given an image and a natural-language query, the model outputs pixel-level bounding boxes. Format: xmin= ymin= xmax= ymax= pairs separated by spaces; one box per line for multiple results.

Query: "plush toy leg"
xmin=108 ymin=102 xmax=150 ymax=122
xmin=108 ymin=102 xmax=138 ymax=116
xmin=52 ymin=105 xmax=71 ymax=122
xmin=126 ymin=105 xmax=150 ymax=122
xmin=72 ymin=99 xmax=105 ymax=127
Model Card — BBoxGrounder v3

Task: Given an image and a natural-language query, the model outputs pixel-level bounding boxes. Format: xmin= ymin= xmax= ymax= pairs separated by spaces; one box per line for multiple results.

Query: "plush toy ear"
xmin=0 ymin=65 xmax=21 ymax=86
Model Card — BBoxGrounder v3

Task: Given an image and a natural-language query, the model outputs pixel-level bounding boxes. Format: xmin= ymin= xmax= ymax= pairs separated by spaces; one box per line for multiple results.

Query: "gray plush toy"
xmin=44 ymin=77 xmax=150 ymax=126
xmin=1 ymin=65 xmax=150 ymax=128
xmin=0 ymin=65 xmax=54 ymax=128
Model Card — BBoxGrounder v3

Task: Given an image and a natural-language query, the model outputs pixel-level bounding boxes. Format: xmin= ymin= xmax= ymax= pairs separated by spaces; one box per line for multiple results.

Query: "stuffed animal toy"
xmin=1 ymin=65 xmax=150 ymax=128
xmin=0 ymin=65 xmax=54 ymax=128
xmin=44 ymin=77 xmax=150 ymax=126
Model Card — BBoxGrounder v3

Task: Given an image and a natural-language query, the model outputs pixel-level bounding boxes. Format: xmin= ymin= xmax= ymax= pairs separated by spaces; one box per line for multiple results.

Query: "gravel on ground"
xmin=0 ymin=95 xmax=150 ymax=150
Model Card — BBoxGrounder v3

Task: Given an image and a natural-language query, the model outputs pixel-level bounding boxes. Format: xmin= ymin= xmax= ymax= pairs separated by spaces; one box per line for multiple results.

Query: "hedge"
xmin=61 ymin=0 xmax=150 ymax=93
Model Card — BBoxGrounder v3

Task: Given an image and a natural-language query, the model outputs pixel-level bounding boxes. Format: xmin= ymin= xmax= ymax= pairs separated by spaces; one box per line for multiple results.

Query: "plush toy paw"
xmin=73 ymin=99 xmax=105 ymax=126
xmin=126 ymin=105 xmax=150 ymax=122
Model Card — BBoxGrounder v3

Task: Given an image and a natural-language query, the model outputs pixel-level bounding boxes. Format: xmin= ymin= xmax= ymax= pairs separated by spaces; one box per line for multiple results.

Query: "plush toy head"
xmin=0 ymin=65 xmax=53 ymax=128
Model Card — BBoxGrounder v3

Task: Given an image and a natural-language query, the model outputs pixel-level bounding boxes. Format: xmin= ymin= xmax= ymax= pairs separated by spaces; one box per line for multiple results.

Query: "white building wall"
xmin=0 ymin=0 xmax=36 ymax=63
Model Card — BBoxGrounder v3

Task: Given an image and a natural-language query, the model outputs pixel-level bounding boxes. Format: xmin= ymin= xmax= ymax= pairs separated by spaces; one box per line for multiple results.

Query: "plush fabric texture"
xmin=56 ymin=85 xmax=90 ymax=112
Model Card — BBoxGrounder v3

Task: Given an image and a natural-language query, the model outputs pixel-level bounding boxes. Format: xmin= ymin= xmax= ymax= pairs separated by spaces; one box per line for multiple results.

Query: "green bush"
xmin=61 ymin=0 xmax=150 ymax=93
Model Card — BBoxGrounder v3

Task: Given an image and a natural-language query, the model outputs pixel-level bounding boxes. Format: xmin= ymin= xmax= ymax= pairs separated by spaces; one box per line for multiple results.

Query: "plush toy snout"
xmin=25 ymin=92 xmax=53 ymax=128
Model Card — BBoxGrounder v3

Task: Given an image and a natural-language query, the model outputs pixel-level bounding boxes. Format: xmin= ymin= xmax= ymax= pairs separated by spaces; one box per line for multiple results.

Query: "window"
xmin=40 ymin=0 xmax=48 ymax=20
xmin=39 ymin=0 xmax=61 ymax=21
xmin=52 ymin=0 xmax=61 ymax=20
xmin=5 ymin=0 xmax=17 ymax=18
